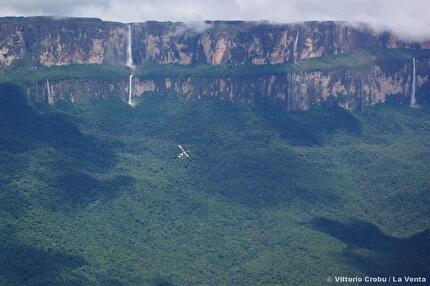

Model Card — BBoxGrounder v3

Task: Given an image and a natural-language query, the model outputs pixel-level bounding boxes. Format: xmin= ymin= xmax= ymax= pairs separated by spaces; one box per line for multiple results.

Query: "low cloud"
xmin=1 ymin=0 xmax=429 ymax=40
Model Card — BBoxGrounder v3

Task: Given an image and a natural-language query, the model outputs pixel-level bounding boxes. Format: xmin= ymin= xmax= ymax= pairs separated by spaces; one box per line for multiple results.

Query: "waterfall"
xmin=126 ymin=24 xmax=134 ymax=69
xmin=128 ymin=74 xmax=134 ymax=106
xmin=410 ymin=57 xmax=418 ymax=108
xmin=126 ymin=24 xmax=135 ymax=106
xmin=293 ymin=29 xmax=299 ymax=64
xmin=46 ymin=79 xmax=54 ymax=105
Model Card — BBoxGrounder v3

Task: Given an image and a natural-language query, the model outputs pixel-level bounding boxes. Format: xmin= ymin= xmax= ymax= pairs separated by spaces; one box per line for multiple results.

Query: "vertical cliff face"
xmin=2 ymin=17 xmax=430 ymax=110
xmin=25 ymin=58 xmax=430 ymax=110
xmin=0 ymin=17 xmax=129 ymax=70
xmin=1 ymin=17 xmax=429 ymax=71
xmin=131 ymin=59 xmax=429 ymax=110
xmin=127 ymin=21 xmax=430 ymax=66
xmin=0 ymin=19 xmax=26 ymax=70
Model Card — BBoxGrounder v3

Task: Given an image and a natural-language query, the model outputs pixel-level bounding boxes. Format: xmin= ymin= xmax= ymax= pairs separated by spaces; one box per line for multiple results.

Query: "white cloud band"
xmin=1 ymin=0 xmax=429 ymax=40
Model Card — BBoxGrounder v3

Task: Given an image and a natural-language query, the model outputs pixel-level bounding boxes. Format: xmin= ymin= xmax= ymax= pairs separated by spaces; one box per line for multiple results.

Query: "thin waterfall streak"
xmin=46 ymin=79 xmax=53 ymax=105
xmin=126 ymin=24 xmax=136 ymax=106
xmin=126 ymin=24 xmax=134 ymax=69
xmin=410 ymin=57 xmax=418 ymax=108
xmin=293 ymin=29 xmax=299 ymax=64
xmin=128 ymin=74 xmax=133 ymax=106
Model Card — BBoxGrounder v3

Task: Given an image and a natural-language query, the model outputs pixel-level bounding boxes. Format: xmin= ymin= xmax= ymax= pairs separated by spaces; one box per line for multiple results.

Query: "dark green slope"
xmin=0 ymin=84 xmax=429 ymax=285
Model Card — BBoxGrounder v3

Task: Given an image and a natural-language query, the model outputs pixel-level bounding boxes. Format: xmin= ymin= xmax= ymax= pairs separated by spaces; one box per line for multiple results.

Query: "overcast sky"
xmin=1 ymin=0 xmax=429 ymax=40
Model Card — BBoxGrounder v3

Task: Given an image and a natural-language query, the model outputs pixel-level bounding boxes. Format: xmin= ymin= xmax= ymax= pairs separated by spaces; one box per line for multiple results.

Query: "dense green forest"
xmin=0 ymin=82 xmax=429 ymax=285
xmin=2 ymin=48 xmax=430 ymax=84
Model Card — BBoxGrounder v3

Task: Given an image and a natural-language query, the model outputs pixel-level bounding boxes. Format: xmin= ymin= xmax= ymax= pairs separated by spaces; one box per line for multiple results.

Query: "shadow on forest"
xmin=255 ymin=103 xmax=362 ymax=146
xmin=52 ymin=171 xmax=135 ymax=211
xmin=0 ymin=189 xmax=29 ymax=218
xmin=0 ymin=226 xmax=88 ymax=286
xmin=0 ymin=84 xmax=132 ymax=212
xmin=98 ymin=277 xmax=178 ymax=286
xmin=187 ymin=148 xmax=338 ymax=208
xmin=311 ymin=218 xmax=430 ymax=277
xmin=147 ymin=278 xmax=178 ymax=286
xmin=0 ymin=84 xmax=117 ymax=172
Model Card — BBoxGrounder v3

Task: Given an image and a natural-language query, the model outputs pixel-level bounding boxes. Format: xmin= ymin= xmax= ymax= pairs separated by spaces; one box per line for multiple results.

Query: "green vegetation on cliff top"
xmin=1 ymin=48 xmax=429 ymax=84
xmin=0 ymin=63 xmax=130 ymax=84
xmin=135 ymin=48 xmax=430 ymax=79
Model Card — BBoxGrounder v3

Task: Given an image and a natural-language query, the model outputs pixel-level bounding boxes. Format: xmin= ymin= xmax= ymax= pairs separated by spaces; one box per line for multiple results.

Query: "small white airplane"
xmin=178 ymin=145 xmax=190 ymax=159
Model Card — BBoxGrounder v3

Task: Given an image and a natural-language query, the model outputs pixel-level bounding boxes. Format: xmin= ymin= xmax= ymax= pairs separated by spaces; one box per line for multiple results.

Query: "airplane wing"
xmin=178 ymin=145 xmax=190 ymax=158
xmin=178 ymin=145 xmax=186 ymax=152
